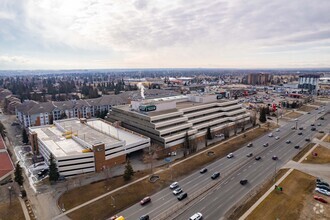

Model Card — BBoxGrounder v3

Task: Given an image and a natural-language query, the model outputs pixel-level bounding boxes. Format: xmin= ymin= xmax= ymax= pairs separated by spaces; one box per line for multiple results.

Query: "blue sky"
xmin=1 ymin=0 xmax=330 ymax=70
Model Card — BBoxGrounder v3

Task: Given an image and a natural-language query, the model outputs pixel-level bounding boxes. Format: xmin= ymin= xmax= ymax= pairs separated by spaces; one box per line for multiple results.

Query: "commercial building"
xmin=107 ymin=94 xmax=251 ymax=150
xmin=29 ymin=118 xmax=150 ymax=177
xmin=298 ymin=74 xmax=321 ymax=92
xmin=247 ymin=73 xmax=270 ymax=85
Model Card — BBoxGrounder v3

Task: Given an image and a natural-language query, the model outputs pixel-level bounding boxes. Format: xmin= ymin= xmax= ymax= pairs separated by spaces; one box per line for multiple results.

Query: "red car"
xmin=140 ymin=197 xmax=151 ymax=205
xmin=314 ymin=195 xmax=328 ymax=204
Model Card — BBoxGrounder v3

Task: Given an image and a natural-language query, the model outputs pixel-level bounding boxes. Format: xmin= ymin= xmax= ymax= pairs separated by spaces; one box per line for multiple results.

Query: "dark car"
xmin=311 ymin=127 xmax=316 ymax=131
xmin=319 ymin=130 xmax=325 ymax=133
xmin=240 ymin=179 xmax=248 ymax=185
xmin=307 ymin=112 xmax=311 ymax=114
xmin=294 ymin=145 xmax=300 ymax=149
xmin=272 ymin=156 xmax=278 ymax=160
xmin=298 ymin=132 xmax=303 ymax=135
xmin=320 ymin=117 xmax=324 ymax=120
xmin=177 ymin=192 xmax=188 ymax=201
xmin=317 ymin=180 xmax=330 ymax=187
xmin=140 ymin=197 xmax=151 ymax=205
xmin=140 ymin=215 xmax=150 ymax=220
xmin=317 ymin=184 xmax=330 ymax=191
xmin=299 ymin=127 xmax=304 ymax=130
xmin=311 ymin=124 xmax=315 ymax=126
xmin=37 ymin=169 xmax=49 ymax=177
xmin=200 ymin=168 xmax=208 ymax=174
xmin=255 ymin=156 xmax=261 ymax=161
xmin=211 ymin=172 xmax=220 ymax=180
xmin=305 ymin=138 xmax=311 ymax=141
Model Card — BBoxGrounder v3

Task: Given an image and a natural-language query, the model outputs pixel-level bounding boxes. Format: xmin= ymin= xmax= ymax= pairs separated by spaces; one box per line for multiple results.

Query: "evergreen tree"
xmin=49 ymin=153 xmax=59 ymax=182
xmin=123 ymin=160 xmax=134 ymax=181
xmin=259 ymin=107 xmax=267 ymax=123
xmin=22 ymin=129 xmax=29 ymax=144
xmin=14 ymin=162 xmax=24 ymax=186
xmin=206 ymin=127 xmax=213 ymax=140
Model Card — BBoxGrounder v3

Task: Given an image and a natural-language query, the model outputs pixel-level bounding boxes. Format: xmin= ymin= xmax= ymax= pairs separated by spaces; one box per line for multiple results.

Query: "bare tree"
xmin=250 ymin=111 xmax=257 ymax=127
xmin=223 ymin=125 xmax=230 ymax=139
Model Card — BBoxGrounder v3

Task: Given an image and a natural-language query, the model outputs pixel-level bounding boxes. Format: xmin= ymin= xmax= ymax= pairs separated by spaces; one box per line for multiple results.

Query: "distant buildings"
xmin=107 ymin=94 xmax=250 ymax=151
xmin=246 ymin=73 xmax=270 ymax=85
xmin=29 ymin=118 xmax=150 ymax=177
xmin=298 ymin=74 xmax=321 ymax=92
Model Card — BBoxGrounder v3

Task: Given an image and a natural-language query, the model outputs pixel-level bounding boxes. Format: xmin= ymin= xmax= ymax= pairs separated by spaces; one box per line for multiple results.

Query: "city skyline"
xmin=1 ymin=0 xmax=330 ymax=70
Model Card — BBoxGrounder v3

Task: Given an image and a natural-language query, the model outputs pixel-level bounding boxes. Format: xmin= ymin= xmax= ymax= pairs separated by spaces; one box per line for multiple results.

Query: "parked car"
xmin=200 ymin=168 xmax=208 ymax=174
xmin=294 ymin=145 xmax=300 ymax=149
xmin=37 ymin=169 xmax=49 ymax=177
xmin=240 ymin=179 xmax=248 ymax=185
xmin=177 ymin=192 xmax=188 ymax=201
xmin=140 ymin=197 xmax=151 ymax=205
xmin=211 ymin=172 xmax=220 ymax=180
xmin=215 ymin=133 xmax=224 ymax=138
xmin=272 ymin=156 xmax=278 ymax=160
xmin=317 ymin=180 xmax=330 ymax=187
xmin=189 ymin=212 xmax=203 ymax=220
xmin=317 ymin=184 xmax=330 ymax=191
xmin=315 ymin=188 xmax=330 ymax=196
xmin=255 ymin=156 xmax=261 ymax=161
xmin=170 ymin=182 xmax=179 ymax=189
xmin=139 ymin=214 xmax=150 ymax=220
xmin=246 ymin=153 xmax=253 ymax=157
xmin=173 ymin=187 xmax=183 ymax=195
xmin=311 ymin=127 xmax=316 ymax=131
xmin=227 ymin=153 xmax=234 ymax=158
xmin=313 ymin=195 xmax=328 ymax=204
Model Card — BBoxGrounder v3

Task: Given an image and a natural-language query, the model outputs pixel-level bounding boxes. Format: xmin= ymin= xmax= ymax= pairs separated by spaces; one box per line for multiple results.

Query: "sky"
xmin=0 ymin=0 xmax=330 ymax=70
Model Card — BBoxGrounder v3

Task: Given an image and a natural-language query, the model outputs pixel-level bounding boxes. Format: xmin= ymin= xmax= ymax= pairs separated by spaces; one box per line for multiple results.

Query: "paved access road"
xmin=119 ymin=105 xmax=330 ymax=220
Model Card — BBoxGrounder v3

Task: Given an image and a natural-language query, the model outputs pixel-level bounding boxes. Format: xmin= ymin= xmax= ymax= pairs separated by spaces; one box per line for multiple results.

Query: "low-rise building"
xmin=107 ymin=94 xmax=251 ymax=150
xmin=0 ymin=136 xmax=14 ymax=184
xmin=29 ymin=118 xmax=150 ymax=177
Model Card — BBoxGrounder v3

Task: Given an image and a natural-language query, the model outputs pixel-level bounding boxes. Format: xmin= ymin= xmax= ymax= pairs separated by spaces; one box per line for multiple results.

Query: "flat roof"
xmin=30 ymin=118 xmax=148 ymax=158
xmin=0 ymin=152 xmax=14 ymax=179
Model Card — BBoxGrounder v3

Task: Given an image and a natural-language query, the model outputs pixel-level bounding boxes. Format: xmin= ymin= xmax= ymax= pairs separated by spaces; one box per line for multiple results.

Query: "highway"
xmin=119 ymin=105 xmax=330 ymax=220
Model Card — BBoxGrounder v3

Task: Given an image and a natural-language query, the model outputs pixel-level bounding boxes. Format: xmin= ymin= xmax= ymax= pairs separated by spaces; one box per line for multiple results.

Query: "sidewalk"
xmin=239 ymin=133 xmax=328 ymax=220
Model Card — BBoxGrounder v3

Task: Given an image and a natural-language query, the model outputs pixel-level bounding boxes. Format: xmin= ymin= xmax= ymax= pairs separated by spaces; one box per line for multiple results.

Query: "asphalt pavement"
xmin=119 ymin=105 xmax=330 ymax=220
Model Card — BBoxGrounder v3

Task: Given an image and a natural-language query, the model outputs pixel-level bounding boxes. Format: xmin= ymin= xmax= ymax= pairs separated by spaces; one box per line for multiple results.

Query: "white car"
xmin=276 ymin=128 xmax=280 ymax=132
xmin=227 ymin=153 xmax=234 ymax=158
xmin=268 ymin=133 xmax=273 ymax=137
xmin=170 ymin=182 xmax=179 ymax=189
xmin=315 ymin=188 xmax=330 ymax=196
xmin=215 ymin=133 xmax=224 ymax=138
xmin=173 ymin=187 xmax=182 ymax=195
xmin=189 ymin=212 xmax=203 ymax=220
xmin=275 ymin=136 xmax=280 ymax=140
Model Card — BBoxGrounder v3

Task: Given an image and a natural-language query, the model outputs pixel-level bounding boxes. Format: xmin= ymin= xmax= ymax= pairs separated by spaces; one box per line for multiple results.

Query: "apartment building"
xmin=29 ymin=118 xmax=150 ymax=177
xmin=107 ymin=94 xmax=251 ymax=150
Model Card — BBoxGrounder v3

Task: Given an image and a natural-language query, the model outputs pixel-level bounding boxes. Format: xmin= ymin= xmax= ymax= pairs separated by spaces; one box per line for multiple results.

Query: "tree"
xmin=22 ymin=129 xmax=29 ymax=144
xmin=49 ymin=153 xmax=59 ymax=182
xmin=206 ymin=127 xmax=213 ymax=140
xmin=183 ymin=132 xmax=190 ymax=157
xmin=14 ymin=162 xmax=24 ymax=186
xmin=223 ymin=126 xmax=230 ymax=139
xmin=123 ymin=160 xmax=134 ymax=181
xmin=0 ymin=121 xmax=6 ymax=138
xmin=259 ymin=107 xmax=267 ymax=123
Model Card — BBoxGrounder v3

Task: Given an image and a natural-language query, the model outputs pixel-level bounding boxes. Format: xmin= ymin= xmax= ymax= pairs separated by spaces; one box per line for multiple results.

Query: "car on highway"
xmin=246 ymin=153 xmax=253 ymax=157
xmin=315 ymin=188 xmax=330 ymax=196
xmin=177 ymin=192 xmax=188 ymax=201
xmin=276 ymin=128 xmax=280 ymax=132
xmin=227 ymin=153 xmax=234 ymax=158
xmin=307 ymin=112 xmax=311 ymax=114
xmin=211 ymin=172 xmax=220 ymax=180
xmin=272 ymin=156 xmax=278 ymax=160
xmin=286 ymin=140 xmax=291 ymax=144
xmin=139 ymin=214 xmax=150 ymax=220
xmin=317 ymin=123 xmax=321 ymax=126
xmin=275 ymin=136 xmax=280 ymax=140
xmin=170 ymin=182 xmax=179 ymax=189
xmin=305 ymin=138 xmax=311 ymax=141
xmin=189 ymin=212 xmax=203 ymax=220
xmin=313 ymin=195 xmax=328 ymax=204
xmin=299 ymin=127 xmax=304 ymax=130
xmin=294 ymin=145 xmax=300 ymax=149
xmin=255 ymin=156 xmax=261 ymax=161
xmin=320 ymin=117 xmax=324 ymax=120
xmin=311 ymin=123 xmax=315 ymax=126
xmin=140 ymin=197 xmax=151 ymax=205
xmin=291 ymin=126 xmax=296 ymax=130
xmin=298 ymin=132 xmax=303 ymax=135
xmin=173 ymin=187 xmax=183 ymax=195
xmin=263 ymin=143 xmax=269 ymax=147
xmin=247 ymin=142 xmax=253 ymax=147
xmin=240 ymin=179 xmax=248 ymax=185
xmin=319 ymin=130 xmax=325 ymax=133
xmin=311 ymin=127 xmax=316 ymax=131
xmin=200 ymin=168 xmax=208 ymax=174
xmin=268 ymin=133 xmax=273 ymax=137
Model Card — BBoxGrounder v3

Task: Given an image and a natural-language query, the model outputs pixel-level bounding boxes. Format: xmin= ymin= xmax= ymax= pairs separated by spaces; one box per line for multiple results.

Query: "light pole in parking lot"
xmin=295 ymin=119 xmax=298 ymax=130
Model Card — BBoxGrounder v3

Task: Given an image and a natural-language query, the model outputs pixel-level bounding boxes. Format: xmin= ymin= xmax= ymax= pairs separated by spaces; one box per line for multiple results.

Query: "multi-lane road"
xmin=119 ymin=105 xmax=330 ymax=220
